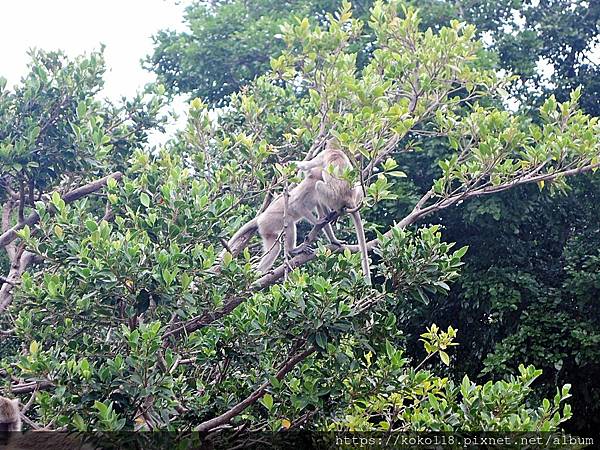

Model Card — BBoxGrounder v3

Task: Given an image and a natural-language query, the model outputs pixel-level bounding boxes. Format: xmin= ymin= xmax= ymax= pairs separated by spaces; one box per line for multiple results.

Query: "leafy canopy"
xmin=2 ymin=1 xmax=598 ymax=435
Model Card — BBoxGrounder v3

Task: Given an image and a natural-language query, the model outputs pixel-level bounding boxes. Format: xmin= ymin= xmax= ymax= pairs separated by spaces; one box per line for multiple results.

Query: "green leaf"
xmin=454 ymin=246 xmax=469 ymax=258
xmin=72 ymin=414 xmax=87 ymax=431
xmin=18 ymin=225 xmax=31 ymax=240
xmin=261 ymin=393 xmax=274 ymax=411
xmin=85 ymin=219 xmax=98 ymax=232
xmin=140 ymin=192 xmax=151 ymax=208
xmin=51 ymin=192 xmax=63 ymax=208
xmin=388 ymin=170 xmax=407 ymax=178
xmin=29 ymin=340 xmax=40 ymax=354
xmin=439 ymin=350 xmax=450 ymax=366
xmin=222 ymin=251 xmax=232 ymax=267
xmin=315 ymin=332 xmax=328 ymax=350
xmin=76 ymin=101 xmax=87 ymax=118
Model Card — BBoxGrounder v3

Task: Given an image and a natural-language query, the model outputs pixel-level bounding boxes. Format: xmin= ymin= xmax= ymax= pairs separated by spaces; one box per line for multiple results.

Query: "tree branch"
xmin=0 ymin=250 xmax=37 ymax=313
xmin=196 ymin=346 xmax=316 ymax=433
xmin=0 ymin=172 xmax=123 ymax=249
xmin=10 ymin=380 xmax=54 ymax=394
xmin=2 ymin=200 xmax=13 ymax=234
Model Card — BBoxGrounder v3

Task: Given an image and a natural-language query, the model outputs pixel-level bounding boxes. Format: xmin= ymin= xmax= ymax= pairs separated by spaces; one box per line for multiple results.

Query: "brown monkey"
xmin=295 ymin=138 xmax=371 ymax=284
xmin=227 ymin=166 xmax=341 ymax=274
xmin=0 ymin=396 xmax=21 ymax=432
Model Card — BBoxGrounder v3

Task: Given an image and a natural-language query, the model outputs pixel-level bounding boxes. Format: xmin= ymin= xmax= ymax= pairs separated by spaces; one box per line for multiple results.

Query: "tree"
xmin=147 ymin=0 xmax=600 ymax=437
xmin=1 ymin=1 xmax=597 ymax=437
xmin=146 ymin=0 xmax=343 ymax=105
xmin=0 ymin=49 xmax=167 ymax=312
xmin=405 ymin=171 xmax=600 ymax=437
xmin=150 ymin=0 xmax=600 ymax=116
xmin=412 ymin=0 xmax=600 ymax=116
xmin=400 ymin=1 xmax=600 ymax=436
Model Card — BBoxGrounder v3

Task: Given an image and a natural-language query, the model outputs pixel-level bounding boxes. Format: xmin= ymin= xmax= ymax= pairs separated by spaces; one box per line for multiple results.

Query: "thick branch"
xmin=0 ymin=172 xmax=123 ymax=248
xmin=163 ymin=293 xmax=249 ymax=341
xmin=196 ymin=346 xmax=316 ymax=433
xmin=10 ymin=380 xmax=54 ymax=394
xmin=2 ymin=200 xmax=13 ymax=235
xmin=1 ymin=201 xmax=16 ymax=261
xmin=0 ymin=251 xmax=36 ymax=313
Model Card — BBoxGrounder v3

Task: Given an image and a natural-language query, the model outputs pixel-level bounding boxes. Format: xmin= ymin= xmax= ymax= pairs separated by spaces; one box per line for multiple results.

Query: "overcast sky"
xmin=0 ymin=0 xmax=190 ymax=99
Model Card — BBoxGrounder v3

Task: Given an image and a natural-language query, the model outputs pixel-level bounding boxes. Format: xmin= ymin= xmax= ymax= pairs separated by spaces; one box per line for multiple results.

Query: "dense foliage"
xmin=150 ymin=0 xmax=600 ymax=437
xmin=1 ymin=0 xmax=599 ymax=439
xmin=146 ymin=0 xmax=342 ymax=104
xmin=150 ymin=0 xmax=600 ymax=114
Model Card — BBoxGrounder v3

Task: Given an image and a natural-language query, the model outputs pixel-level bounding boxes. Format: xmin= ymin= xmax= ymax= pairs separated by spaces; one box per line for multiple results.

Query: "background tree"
xmin=411 ymin=0 xmax=600 ymax=437
xmin=150 ymin=0 xmax=600 ymax=113
xmin=0 ymin=49 xmax=167 ymax=312
xmin=146 ymin=0 xmax=344 ymax=105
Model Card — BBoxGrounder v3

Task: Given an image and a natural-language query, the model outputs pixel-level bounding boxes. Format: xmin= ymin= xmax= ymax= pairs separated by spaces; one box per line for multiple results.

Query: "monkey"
xmin=294 ymin=138 xmax=372 ymax=285
xmin=0 ymin=396 xmax=99 ymax=449
xmin=0 ymin=396 xmax=21 ymax=432
xmin=226 ymin=166 xmax=342 ymax=274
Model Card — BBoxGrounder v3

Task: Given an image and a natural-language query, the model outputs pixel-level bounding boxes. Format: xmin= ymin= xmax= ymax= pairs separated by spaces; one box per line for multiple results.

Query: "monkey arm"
xmin=300 ymin=208 xmax=319 ymax=225
xmin=317 ymin=204 xmax=343 ymax=246
xmin=294 ymin=152 xmax=325 ymax=172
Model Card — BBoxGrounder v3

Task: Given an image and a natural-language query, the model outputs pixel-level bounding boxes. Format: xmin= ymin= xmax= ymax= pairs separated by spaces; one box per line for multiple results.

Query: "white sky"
xmin=0 ymin=0 xmax=192 ymax=146
xmin=0 ymin=0 xmax=190 ymax=98
xmin=1 ymin=1 xmax=597 ymax=140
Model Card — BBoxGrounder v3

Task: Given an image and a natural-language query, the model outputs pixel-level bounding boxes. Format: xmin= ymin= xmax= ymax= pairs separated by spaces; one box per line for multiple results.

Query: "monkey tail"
xmin=209 ymin=217 xmax=259 ymax=275
xmin=225 ymin=217 xmax=259 ymax=255
xmin=350 ymin=211 xmax=372 ymax=285
xmin=346 ymin=201 xmax=363 ymax=214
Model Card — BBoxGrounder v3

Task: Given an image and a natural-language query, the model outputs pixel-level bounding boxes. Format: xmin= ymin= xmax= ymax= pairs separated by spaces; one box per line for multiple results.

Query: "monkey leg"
xmin=283 ymin=223 xmax=297 ymax=257
xmin=257 ymin=234 xmax=281 ymax=273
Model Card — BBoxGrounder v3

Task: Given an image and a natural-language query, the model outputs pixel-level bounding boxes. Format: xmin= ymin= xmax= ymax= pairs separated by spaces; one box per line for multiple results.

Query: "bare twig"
xmin=10 ymin=380 xmax=54 ymax=394
xmin=102 ymin=202 xmax=114 ymax=222
xmin=20 ymin=413 xmax=42 ymax=430
xmin=20 ymin=388 xmax=38 ymax=414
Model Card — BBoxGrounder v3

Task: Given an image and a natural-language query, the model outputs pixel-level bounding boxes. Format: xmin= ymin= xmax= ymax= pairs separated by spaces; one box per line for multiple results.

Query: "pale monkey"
xmin=0 ymin=396 xmax=21 ymax=432
xmin=294 ymin=138 xmax=372 ymax=285
xmin=227 ymin=166 xmax=342 ymax=273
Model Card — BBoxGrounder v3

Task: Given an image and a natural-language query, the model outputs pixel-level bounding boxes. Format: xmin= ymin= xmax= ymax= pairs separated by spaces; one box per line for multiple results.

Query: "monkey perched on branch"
xmin=226 ymin=166 xmax=342 ymax=274
xmin=294 ymin=138 xmax=371 ymax=285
